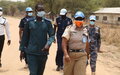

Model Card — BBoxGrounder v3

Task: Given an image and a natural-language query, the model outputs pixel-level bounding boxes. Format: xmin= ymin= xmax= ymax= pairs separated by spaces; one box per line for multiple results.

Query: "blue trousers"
xmin=90 ymin=50 xmax=98 ymax=72
xmin=27 ymin=54 xmax=48 ymax=75
xmin=55 ymin=36 xmax=63 ymax=67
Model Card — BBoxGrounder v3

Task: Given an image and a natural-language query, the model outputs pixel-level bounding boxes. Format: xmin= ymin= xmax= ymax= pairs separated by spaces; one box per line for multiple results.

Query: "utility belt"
xmin=0 ymin=35 xmax=5 ymax=40
xmin=0 ymin=35 xmax=4 ymax=37
xmin=69 ymin=49 xmax=85 ymax=52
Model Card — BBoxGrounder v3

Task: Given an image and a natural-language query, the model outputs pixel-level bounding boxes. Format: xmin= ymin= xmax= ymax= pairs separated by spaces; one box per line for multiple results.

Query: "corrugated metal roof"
xmin=94 ymin=7 xmax=120 ymax=14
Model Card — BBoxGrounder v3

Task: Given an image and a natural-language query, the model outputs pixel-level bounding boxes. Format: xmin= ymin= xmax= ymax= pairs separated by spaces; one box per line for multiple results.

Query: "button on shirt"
xmin=62 ymin=25 xmax=88 ymax=50
xmin=0 ymin=16 xmax=10 ymax=40
xmin=19 ymin=18 xmax=55 ymax=55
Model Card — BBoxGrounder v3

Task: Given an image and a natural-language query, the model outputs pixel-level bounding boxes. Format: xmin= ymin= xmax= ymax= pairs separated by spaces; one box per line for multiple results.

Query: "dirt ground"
xmin=0 ymin=17 xmax=120 ymax=75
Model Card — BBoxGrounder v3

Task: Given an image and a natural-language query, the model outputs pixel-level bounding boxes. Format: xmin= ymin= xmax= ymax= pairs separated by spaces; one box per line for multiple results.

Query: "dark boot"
xmin=56 ymin=66 xmax=61 ymax=71
xmin=60 ymin=66 xmax=63 ymax=70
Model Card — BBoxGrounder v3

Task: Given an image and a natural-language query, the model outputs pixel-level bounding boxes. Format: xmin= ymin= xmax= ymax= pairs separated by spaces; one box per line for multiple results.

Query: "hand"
xmin=53 ymin=39 xmax=56 ymax=43
xmin=64 ymin=55 xmax=71 ymax=63
xmin=7 ymin=40 xmax=11 ymax=46
xmin=87 ymin=54 xmax=90 ymax=59
xmin=19 ymin=40 xmax=21 ymax=44
xmin=42 ymin=45 xmax=50 ymax=52
xmin=20 ymin=51 xmax=25 ymax=62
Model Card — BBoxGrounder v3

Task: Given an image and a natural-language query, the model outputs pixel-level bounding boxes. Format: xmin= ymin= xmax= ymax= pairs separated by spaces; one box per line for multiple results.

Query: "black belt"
xmin=69 ymin=49 xmax=85 ymax=52
xmin=0 ymin=35 xmax=4 ymax=37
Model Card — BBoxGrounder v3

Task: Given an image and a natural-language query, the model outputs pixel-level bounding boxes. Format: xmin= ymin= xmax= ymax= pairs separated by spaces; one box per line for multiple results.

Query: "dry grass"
xmin=98 ymin=23 xmax=120 ymax=47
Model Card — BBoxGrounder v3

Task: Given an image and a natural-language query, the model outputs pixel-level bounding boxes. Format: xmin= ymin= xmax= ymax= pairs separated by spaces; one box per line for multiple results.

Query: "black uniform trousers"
xmin=0 ymin=35 xmax=5 ymax=60
xmin=55 ymin=35 xmax=63 ymax=67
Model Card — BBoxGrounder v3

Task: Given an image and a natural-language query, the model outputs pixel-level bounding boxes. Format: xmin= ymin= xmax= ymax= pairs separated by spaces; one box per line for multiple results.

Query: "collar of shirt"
xmin=34 ymin=17 xmax=45 ymax=22
xmin=88 ymin=25 xmax=97 ymax=28
xmin=72 ymin=24 xmax=88 ymax=36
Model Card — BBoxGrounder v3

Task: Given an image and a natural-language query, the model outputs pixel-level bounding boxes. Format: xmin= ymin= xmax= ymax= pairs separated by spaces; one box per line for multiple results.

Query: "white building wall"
xmin=95 ymin=13 xmax=120 ymax=25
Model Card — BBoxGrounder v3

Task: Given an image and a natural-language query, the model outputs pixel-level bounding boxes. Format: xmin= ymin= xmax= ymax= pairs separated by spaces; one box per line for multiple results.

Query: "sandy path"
xmin=0 ymin=17 xmax=120 ymax=75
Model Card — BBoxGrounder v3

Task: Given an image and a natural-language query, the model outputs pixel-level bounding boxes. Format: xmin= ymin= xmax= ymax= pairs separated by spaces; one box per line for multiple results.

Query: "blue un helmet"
xmin=89 ymin=15 xmax=96 ymax=25
xmin=89 ymin=15 xmax=96 ymax=21
xmin=25 ymin=7 xmax=33 ymax=12
xmin=74 ymin=11 xmax=85 ymax=19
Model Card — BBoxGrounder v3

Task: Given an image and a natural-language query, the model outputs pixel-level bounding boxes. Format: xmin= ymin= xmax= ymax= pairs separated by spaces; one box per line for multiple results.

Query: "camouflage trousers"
xmin=90 ymin=50 xmax=98 ymax=72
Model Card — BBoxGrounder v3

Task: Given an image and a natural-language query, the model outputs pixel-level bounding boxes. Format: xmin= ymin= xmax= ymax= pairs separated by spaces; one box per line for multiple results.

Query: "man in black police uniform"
xmin=19 ymin=7 xmax=34 ymax=68
xmin=54 ymin=8 xmax=72 ymax=71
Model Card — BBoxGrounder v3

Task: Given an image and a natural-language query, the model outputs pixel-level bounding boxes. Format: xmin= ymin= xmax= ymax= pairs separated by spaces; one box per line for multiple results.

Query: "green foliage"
xmin=0 ymin=0 xmax=120 ymax=17
xmin=26 ymin=0 xmax=99 ymax=15
xmin=103 ymin=0 xmax=120 ymax=7
xmin=0 ymin=1 xmax=26 ymax=16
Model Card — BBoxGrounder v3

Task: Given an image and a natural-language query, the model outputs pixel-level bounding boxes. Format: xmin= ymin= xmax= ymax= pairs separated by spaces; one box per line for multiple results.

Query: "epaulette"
xmin=27 ymin=17 xmax=35 ymax=22
xmin=95 ymin=26 xmax=100 ymax=30
xmin=57 ymin=16 xmax=60 ymax=19
xmin=1 ymin=17 xmax=6 ymax=25
xmin=45 ymin=18 xmax=52 ymax=22
xmin=44 ymin=18 xmax=51 ymax=23
xmin=84 ymin=25 xmax=89 ymax=28
xmin=2 ymin=17 xmax=6 ymax=19
xmin=83 ymin=25 xmax=89 ymax=30
xmin=66 ymin=25 xmax=72 ymax=29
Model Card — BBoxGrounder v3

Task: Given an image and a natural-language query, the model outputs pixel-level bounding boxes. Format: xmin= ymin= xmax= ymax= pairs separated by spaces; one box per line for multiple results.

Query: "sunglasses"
xmin=90 ymin=20 xmax=95 ymax=22
xmin=75 ymin=17 xmax=84 ymax=21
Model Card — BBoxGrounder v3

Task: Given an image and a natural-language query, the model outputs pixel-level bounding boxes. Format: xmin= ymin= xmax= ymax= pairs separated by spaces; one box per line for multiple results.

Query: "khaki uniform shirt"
xmin=62 ymin=24 xmax=88 ymax=50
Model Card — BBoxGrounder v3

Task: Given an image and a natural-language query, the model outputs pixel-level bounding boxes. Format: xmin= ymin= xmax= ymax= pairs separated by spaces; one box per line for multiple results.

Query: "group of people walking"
xmin=0 ymin=3 xmax=101 ymax=75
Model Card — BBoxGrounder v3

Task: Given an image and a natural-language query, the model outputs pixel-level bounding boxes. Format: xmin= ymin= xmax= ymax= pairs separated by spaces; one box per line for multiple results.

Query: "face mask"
xmin=28 ymin=13 xmax=33 ymax=16
xmin=90 ymin=21 xmax=95 ymax=25
xmin=61 ymin=15 xmax=66 ymax=19
xmin=74 ymin=21 xmax=84 ymax=27
xmin=0 ymin=11 xmax=3 ymax=16
xmin=37 ymin=11 xmax=46 ymax=17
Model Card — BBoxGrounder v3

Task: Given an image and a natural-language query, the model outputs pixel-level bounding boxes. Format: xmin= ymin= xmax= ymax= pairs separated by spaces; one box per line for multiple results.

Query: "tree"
xmin=10 ymin=4 xmax=17 ymax=16
xmin=1 ymin=0 xmax=120 ymax=17
xmin=104 ymin=0 xmax=120 ymax=7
